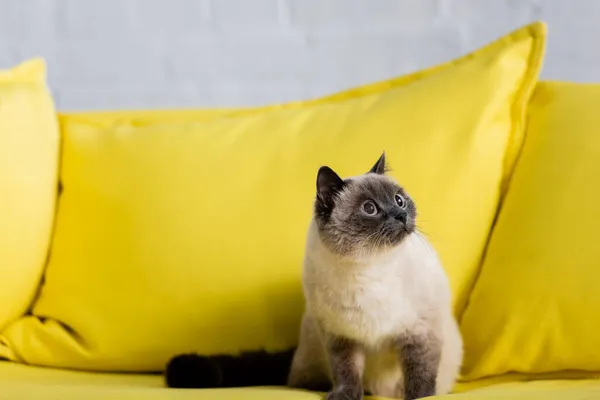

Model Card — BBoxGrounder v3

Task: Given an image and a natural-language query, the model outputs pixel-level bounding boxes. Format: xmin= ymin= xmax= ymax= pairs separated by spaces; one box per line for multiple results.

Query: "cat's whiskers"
xmin=415 ymin=227 xmax=431 ymax=238
xmin=356 ymin=230 xmax=380 ymax=261
xmin=414 ymin=229 xmax=437 ymax=257
xmin=370 ymin=233 xmax=386 ymax=263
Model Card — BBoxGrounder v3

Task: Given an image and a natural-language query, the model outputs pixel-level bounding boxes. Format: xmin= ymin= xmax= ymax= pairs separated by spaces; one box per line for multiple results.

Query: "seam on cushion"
xmin=23 ymin=135 xmax=64 ymax=319
xmin=534 ymin=79 xmax=600 ymax=87
xmin=316 ymin=22 xmax=547 ymax=106
xmin=456 ymin=22 xmax=547 ymax=323
xmin=501 ymin=22 xmax=547 ymax=195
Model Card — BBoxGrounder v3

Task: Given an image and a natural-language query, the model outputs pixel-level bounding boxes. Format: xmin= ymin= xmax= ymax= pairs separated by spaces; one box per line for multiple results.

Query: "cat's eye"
xmin=395 ymin=193 xmax=407 ymax=209
xmin=362 ymin=200 xmax=378 ymax=216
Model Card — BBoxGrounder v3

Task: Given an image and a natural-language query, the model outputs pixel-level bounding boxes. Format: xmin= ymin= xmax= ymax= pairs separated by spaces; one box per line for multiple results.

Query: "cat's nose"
xmin=394 ymin=212 xmax=407 ymax=224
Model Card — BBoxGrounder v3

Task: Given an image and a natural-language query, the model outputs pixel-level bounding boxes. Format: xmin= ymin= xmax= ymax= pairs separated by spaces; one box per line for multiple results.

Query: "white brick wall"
xmin=1 ymin=0 xmax=598 ymax=111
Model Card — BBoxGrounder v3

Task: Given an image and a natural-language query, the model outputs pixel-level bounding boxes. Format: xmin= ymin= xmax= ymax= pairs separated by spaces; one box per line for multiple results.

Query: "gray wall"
xmin=3 ymin=0 xmax=598 ymax=111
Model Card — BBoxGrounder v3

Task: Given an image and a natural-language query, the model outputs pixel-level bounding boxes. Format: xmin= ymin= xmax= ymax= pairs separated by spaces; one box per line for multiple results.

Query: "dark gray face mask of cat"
xmin=314 ymin=152 xmax=417 ymax=256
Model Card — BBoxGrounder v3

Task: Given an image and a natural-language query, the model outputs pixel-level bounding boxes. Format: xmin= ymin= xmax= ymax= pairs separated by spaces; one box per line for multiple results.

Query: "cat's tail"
xmin=165 ymin=348 xmax=296 ymax=388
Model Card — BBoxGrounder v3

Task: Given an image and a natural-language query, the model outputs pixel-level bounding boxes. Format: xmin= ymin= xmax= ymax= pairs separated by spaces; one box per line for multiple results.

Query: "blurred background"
xmin=2 ymin=0 xmax=597 ymax=110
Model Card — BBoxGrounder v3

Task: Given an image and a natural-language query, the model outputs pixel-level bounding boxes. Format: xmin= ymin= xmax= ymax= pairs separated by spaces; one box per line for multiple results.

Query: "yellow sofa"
xmin=1 ymin=22 xmax=600 ymax=399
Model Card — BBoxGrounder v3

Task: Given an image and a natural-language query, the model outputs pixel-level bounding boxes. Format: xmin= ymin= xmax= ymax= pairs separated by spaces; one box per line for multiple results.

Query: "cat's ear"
xmin=316 ymin=166 xmax=345 ymax=202
xmin=369 ymin=151 xmax=387 ymax=174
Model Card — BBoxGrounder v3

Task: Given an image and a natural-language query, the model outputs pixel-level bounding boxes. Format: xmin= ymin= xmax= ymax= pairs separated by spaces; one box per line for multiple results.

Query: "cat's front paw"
xmin=325 ymin=389 xmax=363 ymax=400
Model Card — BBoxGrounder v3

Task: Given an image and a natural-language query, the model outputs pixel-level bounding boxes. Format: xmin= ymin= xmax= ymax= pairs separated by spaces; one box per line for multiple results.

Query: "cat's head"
xmin=314 ymin=152 xmax=417 ymax=256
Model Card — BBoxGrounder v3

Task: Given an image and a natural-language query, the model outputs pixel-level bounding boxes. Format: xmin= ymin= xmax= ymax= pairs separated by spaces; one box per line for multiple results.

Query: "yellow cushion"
xmin=0 ymin=59 xmax=59 ymax=331
xmin=0 ymin=362 xmax=321 ymax=400
xmin=0 ymin=23 xmax=545 ymax=371
xmin=446 ymin=380 xmax=600 ymax=400
xmin=460 ymin=80 xmax=600 ymax=380
xmin=0 ymin=361 xmax=599 ymax=400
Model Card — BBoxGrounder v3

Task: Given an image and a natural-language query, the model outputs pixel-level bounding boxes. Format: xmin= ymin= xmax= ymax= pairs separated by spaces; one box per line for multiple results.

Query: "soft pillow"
xmin=0 ymin=23 xmax=545 ymax=371
xmin=0 ymin=59 xmax=59 ymax=332
xmin=460 ymin=81 xmax=600 ymax=380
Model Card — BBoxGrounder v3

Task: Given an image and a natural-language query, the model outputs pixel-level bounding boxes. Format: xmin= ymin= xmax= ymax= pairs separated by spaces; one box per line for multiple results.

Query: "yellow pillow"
xmin=0 ymin=23 xmax=545 ymax=371
xmin=0 ymin=59 xmax=59 ymax=332
xmin=460 ymin=80 xmax=600 ymax=380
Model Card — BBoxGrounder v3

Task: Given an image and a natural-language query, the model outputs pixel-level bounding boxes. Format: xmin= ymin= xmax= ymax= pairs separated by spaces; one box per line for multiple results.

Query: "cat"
xmin=166 ymin=153 xmax=463 ymax=400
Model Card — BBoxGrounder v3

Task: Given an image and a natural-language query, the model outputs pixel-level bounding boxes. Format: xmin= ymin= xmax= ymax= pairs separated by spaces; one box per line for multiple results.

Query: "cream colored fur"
xmin=288 ymin=221 xmax=463 ymax=398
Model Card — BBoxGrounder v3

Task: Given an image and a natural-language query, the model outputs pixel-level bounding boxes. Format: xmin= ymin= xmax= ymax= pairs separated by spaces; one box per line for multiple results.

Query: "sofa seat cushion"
xmin=449 ymin=379 xmax=600 ymax=400
xmin=0 ymin=362 xmax=599 ymax=400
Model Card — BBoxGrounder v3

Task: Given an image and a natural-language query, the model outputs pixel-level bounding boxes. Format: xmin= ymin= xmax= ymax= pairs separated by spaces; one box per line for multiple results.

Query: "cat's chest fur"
xmin=303 ymin=225 xmax=444 ymax=348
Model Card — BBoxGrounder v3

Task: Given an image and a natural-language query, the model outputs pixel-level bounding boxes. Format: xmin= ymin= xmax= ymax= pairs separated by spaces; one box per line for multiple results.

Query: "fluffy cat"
xmin=166 ymin=153 xmax=463 ymax=400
